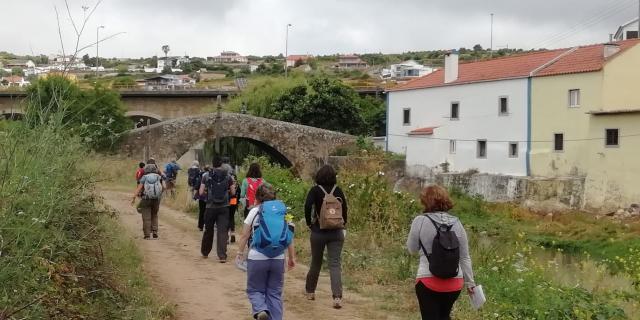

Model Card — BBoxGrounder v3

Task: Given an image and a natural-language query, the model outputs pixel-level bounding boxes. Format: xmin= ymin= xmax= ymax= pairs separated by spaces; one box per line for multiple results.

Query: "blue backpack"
xmin=251 ymin=200 xmax=293 ymax=258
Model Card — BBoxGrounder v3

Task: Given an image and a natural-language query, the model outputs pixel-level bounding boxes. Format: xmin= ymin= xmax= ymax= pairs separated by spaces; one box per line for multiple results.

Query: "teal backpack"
xmin=251 ymin=200 xmax=293 ymax=258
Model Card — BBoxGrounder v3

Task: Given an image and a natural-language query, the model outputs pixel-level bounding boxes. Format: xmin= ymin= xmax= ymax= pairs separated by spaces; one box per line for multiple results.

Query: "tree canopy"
xmin=25 ymin=76 xmax=132 ymax=151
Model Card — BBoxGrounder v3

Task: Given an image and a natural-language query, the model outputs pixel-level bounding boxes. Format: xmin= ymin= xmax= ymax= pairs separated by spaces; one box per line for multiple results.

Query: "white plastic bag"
xmin=235 ymin=256 xmax=247 ymax=272
xmin=469 ymin=285 xmax=486 ymax=310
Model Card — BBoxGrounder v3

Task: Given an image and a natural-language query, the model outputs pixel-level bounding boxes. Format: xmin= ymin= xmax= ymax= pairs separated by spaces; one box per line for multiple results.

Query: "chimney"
xmin=444 ymin=50 xmax=459 ymax=84
xmin=604 ymin=43 xmax=621 ymax=59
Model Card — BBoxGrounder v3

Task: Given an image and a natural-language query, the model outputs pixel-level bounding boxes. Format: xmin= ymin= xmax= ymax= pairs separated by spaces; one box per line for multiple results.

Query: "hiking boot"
xmin=152 ymin=233 xmax=158 ymax=239
xmin=333 ymin=298 xmax=342 ymax=309
xmin=305 ymin=292 xmax=315 ymax=301
xmin=256 ymin=311 xmax=269 ymax=320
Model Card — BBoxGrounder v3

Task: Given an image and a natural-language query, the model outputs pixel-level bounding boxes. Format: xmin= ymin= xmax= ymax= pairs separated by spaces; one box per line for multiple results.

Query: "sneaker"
xmin=305 ymin=292 xmax=315 ymax=301
xmin=143 ymin=235 xmax=151 ymax=240
xmin=202 ymin=255 xmax=208 ymax=259
xmin=333 ymin=298 xmax=342 ymax=309
xmin=256 ymin=311 xmax=269 ymax=320
xmin=152 ymin=233 xmax=158 ymax=239
xmin=219 ymin=257 xmax=227 ymax=263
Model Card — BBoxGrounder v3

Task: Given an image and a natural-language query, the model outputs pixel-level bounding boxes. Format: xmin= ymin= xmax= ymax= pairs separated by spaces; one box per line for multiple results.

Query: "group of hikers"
xmin=132 ymin=156 xmax=478 ymax=320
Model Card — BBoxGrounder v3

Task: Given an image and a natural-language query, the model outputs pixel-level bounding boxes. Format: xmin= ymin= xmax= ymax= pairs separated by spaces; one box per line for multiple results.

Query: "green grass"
xmin=246 ymin=155 xmax=640 ymax=319
xmin=0 ymin=120 xmax=173 ymax=319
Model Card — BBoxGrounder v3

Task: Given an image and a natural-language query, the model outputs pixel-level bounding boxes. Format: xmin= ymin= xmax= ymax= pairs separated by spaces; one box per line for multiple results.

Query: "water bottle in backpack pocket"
xmin=419 ymin=214 xmax=460 ymax=278
xmin=251 ymin=200 xmax=293 ymax=258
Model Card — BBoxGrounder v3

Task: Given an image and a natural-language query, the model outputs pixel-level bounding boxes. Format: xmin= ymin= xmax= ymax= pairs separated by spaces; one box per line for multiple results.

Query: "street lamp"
xmin=284 ymin=23 xmax=292 ymax=77
xmin=96 ymin=25 xmax=105 ymax=78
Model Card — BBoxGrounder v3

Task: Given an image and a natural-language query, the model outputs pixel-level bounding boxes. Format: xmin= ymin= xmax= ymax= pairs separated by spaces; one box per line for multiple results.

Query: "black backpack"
xmin=206 ymin=169 xmax=230 ymax=205
xmin=419 ymin=214 xmax=460 ymax=279
xmin=188 ymin=167 xmax=202 ymax=188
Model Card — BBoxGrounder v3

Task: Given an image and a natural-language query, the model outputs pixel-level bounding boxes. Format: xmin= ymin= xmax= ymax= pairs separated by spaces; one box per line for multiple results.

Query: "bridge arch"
xmin=121 ymin=113 xmax=355 ymax=176
xmin=125 ymin=111 xmax=164 ymax=128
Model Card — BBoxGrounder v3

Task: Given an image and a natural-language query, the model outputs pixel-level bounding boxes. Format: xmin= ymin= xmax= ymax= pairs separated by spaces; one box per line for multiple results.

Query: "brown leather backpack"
xmin=318 ymin=185 xmax=344 ymax=230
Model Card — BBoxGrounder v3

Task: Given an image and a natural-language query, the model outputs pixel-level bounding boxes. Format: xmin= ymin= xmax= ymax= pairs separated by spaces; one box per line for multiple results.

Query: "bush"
xmin=0 ymin=122 xmax=169 ymax=319
xmin=25 ymin=75 xmax=132 ymax=151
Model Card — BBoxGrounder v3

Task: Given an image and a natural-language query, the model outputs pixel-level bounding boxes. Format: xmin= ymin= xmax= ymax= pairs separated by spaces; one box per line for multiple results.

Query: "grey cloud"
xmin=0 ymin=0 xmax=635 ymax=58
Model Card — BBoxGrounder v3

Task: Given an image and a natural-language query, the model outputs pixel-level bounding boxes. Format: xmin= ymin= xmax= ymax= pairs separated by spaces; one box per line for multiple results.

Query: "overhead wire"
xmin=527 ymin=0 xmax=635 ymax=49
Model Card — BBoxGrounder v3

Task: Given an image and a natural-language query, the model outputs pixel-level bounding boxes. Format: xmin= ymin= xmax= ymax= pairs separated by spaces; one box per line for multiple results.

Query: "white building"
xmin=386 ymin=49 xmax=567 ymax=177
xmin=614 ymin=18 xmax=639 ymax=41
xmin=382 ymin=60 xmax=434 ymax=80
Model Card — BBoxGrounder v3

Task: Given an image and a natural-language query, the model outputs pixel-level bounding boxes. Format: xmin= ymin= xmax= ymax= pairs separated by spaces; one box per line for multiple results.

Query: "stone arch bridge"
xmin=121 ymin=113 xmax=356 ymax=176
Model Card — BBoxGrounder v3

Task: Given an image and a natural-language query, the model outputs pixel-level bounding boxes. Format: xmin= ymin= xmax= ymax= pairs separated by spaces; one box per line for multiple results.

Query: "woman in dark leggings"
xmin=406 ymin=185 xmax=476 ymax=320
xmin=304 ymin=165 xmax=348 ymax=309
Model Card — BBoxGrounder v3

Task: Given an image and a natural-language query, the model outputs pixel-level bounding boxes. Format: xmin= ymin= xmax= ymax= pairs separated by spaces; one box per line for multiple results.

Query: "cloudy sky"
xmin=2 ymin=0 xmax=638 ymax=58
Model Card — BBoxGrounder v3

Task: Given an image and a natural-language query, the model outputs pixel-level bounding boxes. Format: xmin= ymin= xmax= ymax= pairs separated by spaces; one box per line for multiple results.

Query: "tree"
xmin=82 ymin=54 xmax=91 ymax=65
xmin=270 ymin=76 xmax=367 ymax=135
xmin=25 ymin=76 xmax=132 ymax=151
xmin=473 ymin=44 xmax=483 ymax=52
xmin=162 ymin=65 xmax=172 ymax=74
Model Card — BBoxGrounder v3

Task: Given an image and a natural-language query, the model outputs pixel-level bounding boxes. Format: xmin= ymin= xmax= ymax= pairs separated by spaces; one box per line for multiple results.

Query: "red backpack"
xmin=245 ymin=178 xmax=263 ymax=207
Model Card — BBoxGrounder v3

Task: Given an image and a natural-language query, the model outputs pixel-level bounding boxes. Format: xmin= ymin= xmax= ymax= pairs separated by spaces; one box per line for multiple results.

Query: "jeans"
xmin=415 ymin=282 xmax=461 ymax=320
xmin=197 ymin=199 xmax=206 ymax=230
xmin=200 ymin=206 xmax=229 ymax=259
xmin=247 ymin=259 xmax=285 ymax=320
xmin=305 ymin=229 xmax=344 ymax=298
xmin=140 ymin=199 xmax=160 ymax=237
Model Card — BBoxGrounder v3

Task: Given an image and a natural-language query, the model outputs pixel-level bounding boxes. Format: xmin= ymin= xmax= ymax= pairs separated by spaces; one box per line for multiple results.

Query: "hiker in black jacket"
xmin=303 ymin=164 xmax=348 ymax=309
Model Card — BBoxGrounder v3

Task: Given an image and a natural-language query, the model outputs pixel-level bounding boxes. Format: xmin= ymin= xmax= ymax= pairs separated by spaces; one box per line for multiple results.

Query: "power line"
xmin=528 ymin=0 xmax=635 ymax=49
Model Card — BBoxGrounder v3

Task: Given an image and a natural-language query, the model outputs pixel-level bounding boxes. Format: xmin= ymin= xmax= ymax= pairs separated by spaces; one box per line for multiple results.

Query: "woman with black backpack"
xmin=406 ymin=185 xmax=476 ymax=320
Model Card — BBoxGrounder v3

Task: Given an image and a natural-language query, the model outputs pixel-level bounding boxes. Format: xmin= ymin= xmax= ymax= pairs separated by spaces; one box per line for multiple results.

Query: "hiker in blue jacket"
xmin=236 ymin=183 xmax=296 ymax=320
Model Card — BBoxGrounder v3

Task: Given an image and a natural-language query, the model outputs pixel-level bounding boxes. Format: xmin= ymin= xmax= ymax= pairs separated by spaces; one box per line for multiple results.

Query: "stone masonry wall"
xmin=121 ymin=113 xmax=356 ymax=177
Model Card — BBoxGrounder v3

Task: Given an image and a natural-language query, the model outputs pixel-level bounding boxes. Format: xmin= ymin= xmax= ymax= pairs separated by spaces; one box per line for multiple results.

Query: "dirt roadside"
xmin=102 ymin=190 xmax=393 ymax=320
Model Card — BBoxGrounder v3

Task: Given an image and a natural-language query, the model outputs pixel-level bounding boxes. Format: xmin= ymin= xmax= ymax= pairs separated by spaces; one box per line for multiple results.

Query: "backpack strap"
xmin=417 ymin=216 xmax=430 ymax=258
xmin=318 ymin=185 xmax=328 ymax=194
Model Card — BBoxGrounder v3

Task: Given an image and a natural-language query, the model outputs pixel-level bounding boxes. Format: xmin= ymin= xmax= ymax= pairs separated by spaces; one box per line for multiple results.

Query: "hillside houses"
xmin=386 ymin=40 xmax=640 ymax=210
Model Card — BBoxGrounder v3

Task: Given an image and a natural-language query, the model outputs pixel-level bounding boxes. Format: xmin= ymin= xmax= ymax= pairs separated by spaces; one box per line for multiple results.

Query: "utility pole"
xmin=96 ymin=25 xmax=104 ymax=78
xmin=215 ymin=95 xmax=222 ymax=154
xmin=490 ymin=13 xmax=494 ymax=58
xmin=285 ymin=23 xmax=292 ymax=77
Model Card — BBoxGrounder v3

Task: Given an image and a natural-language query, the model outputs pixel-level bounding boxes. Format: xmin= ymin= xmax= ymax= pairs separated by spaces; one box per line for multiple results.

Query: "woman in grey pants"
xmin=304 ymin=165 xmax=348 ymax=309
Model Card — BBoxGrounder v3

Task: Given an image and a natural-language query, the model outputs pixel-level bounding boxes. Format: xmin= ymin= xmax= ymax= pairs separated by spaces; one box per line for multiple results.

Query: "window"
xmin=569 ymin=89 xmax=580 ymax=107
xmin=402 ymin=108 xmax=411 ymax=125
xmin=554 ymin=133 xmax=564 ymax=152
xmin=509 ymin=142 xmax=518 ymax=158
xmin=477 ymin=140 xmax=487 ymax=158
xmin=450 ymin=102 xmax=459 ymax=120
xmin=606 ymin=129 xmax=619 ymax=147
xmin=627 ymin=31 xmax=639 ymax=39
xmin=499 ymin=96 xmax=509 ymax=115
xmin=449 ymin=140 xmax=456 ymax=154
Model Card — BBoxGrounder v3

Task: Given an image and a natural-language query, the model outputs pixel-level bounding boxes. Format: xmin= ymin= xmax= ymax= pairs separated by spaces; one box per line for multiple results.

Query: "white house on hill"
xmin=614 ymin=18 xmax=639 ymax=41
xmin=386 ymin=49 xmax=567 ymax=177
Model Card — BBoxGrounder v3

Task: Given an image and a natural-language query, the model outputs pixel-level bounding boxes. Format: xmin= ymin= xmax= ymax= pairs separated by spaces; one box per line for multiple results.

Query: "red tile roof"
xmin=408 ymin=126 xmax=437 ymax=135
xmin=534 ymin=39 xmax=640 ymax=77
xmin=390 ymin=39 xmax=640 ymax=91
xmin=287 ymin=55 xmax=312 ymax=61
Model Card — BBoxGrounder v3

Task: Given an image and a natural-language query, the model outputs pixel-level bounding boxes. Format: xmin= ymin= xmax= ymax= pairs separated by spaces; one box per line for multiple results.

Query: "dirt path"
xmin=102 ymin=190 xmax=389 ymax=320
